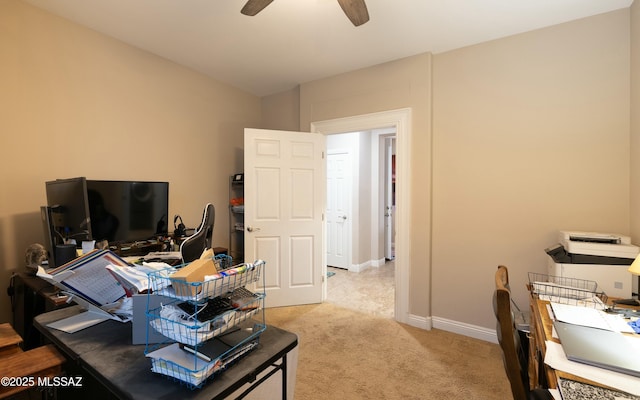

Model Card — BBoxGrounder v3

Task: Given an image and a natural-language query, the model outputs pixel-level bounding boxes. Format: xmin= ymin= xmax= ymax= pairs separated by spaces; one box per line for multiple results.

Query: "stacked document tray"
xmin=528 ymin=272 xmax=608 ymax=309
xmin=145 ymin=257 xmax=266 ymax=389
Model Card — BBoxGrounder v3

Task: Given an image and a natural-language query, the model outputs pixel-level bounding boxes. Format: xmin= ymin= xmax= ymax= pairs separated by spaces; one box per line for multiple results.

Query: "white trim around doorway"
xmin=310 ymin=108 xmax=412 ymax=325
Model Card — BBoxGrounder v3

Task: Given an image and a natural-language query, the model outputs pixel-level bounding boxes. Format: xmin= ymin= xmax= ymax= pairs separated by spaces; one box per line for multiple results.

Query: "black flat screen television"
xmin=86 ymin=180 xmax=169 ymax=243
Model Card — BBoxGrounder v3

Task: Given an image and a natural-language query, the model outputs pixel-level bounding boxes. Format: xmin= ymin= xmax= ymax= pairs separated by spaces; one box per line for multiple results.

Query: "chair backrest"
xmin=196 ymin=202 xmax=215 ymax=250
xmin=179 ymin=203 xmax=215 ymax=264
xmin=493 ymin=265 xmax=529 ymax=400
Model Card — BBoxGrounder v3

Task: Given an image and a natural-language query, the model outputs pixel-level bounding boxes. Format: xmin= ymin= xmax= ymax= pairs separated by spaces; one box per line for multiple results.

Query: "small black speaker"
xmin=55 ymin=244 xmax=77 ymax=267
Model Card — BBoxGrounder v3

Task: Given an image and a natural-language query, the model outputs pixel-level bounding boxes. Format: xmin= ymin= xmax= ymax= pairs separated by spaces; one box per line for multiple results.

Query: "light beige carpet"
xmin=267 ymin=303 xmax=512 ymax=400
xmin=326 ymin=265 xmax=395 ymax=319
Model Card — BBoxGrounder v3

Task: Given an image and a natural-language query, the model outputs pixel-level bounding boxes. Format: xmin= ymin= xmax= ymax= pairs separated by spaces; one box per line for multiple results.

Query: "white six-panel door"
xmin=326 ymin=150 xmax=351 ymax=269
xmin=244 ymin=128 xmax=325 ymax=307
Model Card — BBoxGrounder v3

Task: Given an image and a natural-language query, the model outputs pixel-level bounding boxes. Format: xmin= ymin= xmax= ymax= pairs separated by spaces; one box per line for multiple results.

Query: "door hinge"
xmin=322 ymin=213 xmax=324 ymax=221
xmin=322 ymin=151 xmax=325 ymax=159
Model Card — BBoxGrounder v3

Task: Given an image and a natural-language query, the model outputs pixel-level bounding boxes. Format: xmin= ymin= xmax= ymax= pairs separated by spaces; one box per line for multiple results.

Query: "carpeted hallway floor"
xmin=267 ymin=302 xmax=512 ymax=400
xmin=325 ymin=263 xmax=395 ymax=319
xmin=265 ymin=263 xmax=512 ymax=399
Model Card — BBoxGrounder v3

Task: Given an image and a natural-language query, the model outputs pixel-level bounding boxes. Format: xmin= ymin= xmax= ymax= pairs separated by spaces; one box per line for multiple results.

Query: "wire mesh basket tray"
xmin=149 ymin=258 xmax=263 ymax=302
xmin=144 ymin=258 xmax=267 ymax=389
xmin=145 ymin=320 xmax=264 ymax=389
xmin=147 ymin=289 xmax=265 ymax=346
xmin=528 ymin=272 xmax=608 ymax=309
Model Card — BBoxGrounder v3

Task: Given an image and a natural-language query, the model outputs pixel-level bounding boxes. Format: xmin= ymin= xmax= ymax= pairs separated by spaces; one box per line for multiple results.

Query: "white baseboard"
xmin=348 ymin=263 xmax=367 ymax=273
xmin=349 ymin=258 xmax=388 ymax=272
xmin=396 ymin=314 xmax=498 ymax=344
xmin=406 ymin=313 xmax=432 ymax=330
xmin=432 ymin=316 xmax=498 ymax=344
xmin=400 ymin=314 xmax=498 ymax=343
xmin=371 ymin=257 xmax=387 ymax=267
xmin=349 ymin=260 xmax=371 ymax=272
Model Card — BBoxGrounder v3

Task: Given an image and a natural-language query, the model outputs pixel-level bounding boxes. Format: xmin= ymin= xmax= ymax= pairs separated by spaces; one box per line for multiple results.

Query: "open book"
xmin=46 ymin=249 xmax=128 ymax=307
xmin=37 ymin=249 xmax=133 ymax=331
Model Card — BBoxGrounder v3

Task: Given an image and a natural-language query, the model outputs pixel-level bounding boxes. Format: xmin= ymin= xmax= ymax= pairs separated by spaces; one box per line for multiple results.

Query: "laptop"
xmin=554 ymin=320 xmax=640 ymax=378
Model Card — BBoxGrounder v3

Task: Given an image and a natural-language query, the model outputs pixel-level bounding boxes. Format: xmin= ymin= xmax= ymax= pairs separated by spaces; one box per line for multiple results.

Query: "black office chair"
xmin=493 ymin=265 xmax=552 ymax=400
xmin=179 ymin=203 xmax=215 ymax=264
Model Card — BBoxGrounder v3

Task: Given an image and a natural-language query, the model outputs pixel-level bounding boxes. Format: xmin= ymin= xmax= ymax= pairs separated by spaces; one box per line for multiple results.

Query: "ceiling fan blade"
xmin=337 ymin=0 xmax=369 ymax=26
xmin=241 ymin=0 xmax=274 ymax=16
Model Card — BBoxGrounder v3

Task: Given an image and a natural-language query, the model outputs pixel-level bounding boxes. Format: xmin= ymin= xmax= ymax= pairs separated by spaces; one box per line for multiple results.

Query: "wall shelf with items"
xmin=229 ymin=173 xmax=244 ymax=263
xmin=144 ymin=256 xmax=266 ymax=389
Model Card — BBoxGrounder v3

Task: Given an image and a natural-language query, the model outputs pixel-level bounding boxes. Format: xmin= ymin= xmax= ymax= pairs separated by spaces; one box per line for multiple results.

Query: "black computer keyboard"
xmin=177 ymin=297 xmax=234 ymax=322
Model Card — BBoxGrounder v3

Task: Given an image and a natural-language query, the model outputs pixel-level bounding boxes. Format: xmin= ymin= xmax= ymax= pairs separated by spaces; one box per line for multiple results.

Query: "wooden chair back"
xmin=493 ymin=265 xmax=529 ymax=400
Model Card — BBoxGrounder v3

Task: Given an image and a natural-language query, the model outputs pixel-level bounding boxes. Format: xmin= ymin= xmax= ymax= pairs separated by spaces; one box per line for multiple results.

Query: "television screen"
xmin=45 ymin=177 xmax=92 ymax=244
xmin=86 ymin=180 xmax=169 ymax=243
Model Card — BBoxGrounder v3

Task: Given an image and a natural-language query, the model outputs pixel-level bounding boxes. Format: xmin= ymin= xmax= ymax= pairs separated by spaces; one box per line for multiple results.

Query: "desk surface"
xmin=530 ymin=295 xmax=640 ymax=397
xmin=34 ymin=306 xmax=297 ymax=400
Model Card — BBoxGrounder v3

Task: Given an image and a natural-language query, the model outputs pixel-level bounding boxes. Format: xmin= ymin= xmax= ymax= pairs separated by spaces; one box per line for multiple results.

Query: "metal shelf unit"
xmin=229 ymin=174 xmax=244 ymax=263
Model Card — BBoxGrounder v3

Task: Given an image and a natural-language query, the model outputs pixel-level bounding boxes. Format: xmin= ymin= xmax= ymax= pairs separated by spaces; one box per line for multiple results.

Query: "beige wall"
xmin=433 ymin=10 xmax=631 ymax=327
xmin=631 ymin=0 xmax=640 ymax=243
xmin=299 ymin=54 xmax=433 ymax=318
xmin=282 ymin=9 xmax=632 ymax=328
xmin=261 ymin=88 xmax=300 ymax=131
xmin=0 ymin=1 xmax=261 ymax=323
xmin=2 ymin=0 xmax=636 ymax=333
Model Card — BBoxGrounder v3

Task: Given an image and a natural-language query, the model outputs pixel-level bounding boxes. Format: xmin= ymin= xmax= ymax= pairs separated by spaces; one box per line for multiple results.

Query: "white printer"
xmin=546 ymin=231 xmax=639 ymax=298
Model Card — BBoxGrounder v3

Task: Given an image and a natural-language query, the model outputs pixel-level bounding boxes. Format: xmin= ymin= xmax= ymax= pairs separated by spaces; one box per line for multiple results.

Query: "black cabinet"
xmin=9 ymin=273 xmax=69 ymax=350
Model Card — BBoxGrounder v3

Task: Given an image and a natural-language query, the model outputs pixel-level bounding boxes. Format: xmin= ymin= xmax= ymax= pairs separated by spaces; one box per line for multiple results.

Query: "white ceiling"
xmin=23 ymin=0 xmax=633 ymax=97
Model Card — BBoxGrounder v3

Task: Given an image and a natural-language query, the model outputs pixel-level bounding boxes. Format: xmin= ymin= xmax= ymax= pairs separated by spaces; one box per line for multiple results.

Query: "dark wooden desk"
xmin=34 ymin=306 xmax=298 ymax=400
xmin=529 ymin=295 xmax=589 ymax=389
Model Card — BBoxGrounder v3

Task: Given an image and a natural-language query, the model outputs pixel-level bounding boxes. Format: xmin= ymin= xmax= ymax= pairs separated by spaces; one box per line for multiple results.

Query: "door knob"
xmin=247 ymin=226 xmax=261 ymax=232
xmin=341 ymin=215 xmax=347 ymax=220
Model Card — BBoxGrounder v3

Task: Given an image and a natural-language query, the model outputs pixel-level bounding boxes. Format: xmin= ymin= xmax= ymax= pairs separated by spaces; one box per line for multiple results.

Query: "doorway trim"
xmin=370 ymin=129 xmax=397 ymax=265
xmin=311 ymin=108 xmax=412 ymax=324
xmin=383 ymin=135 xmax=396 ymax=261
